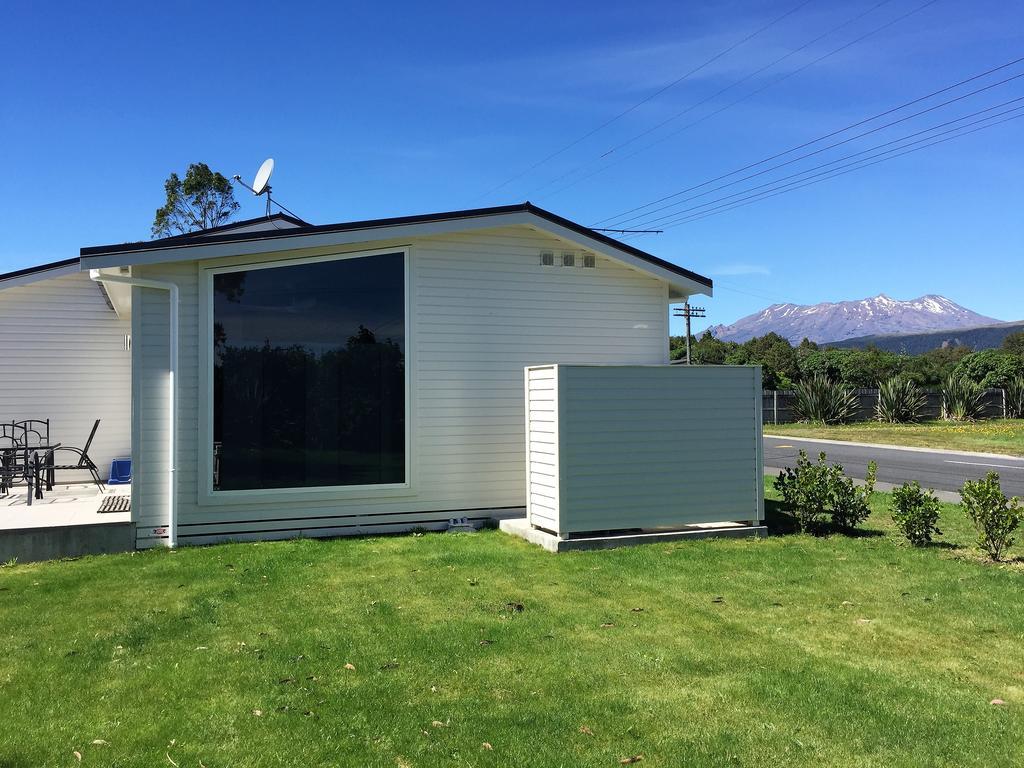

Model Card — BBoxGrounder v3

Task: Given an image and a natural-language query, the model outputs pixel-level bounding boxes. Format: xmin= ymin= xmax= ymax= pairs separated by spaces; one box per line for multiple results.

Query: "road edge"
xmin=764 ymin=434 xmax=1024 ymax=462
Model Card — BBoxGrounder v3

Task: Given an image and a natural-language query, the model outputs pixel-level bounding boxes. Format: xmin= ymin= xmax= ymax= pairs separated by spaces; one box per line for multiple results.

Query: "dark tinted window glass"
xmin=212 ymin=252 xmax=405 ymax=491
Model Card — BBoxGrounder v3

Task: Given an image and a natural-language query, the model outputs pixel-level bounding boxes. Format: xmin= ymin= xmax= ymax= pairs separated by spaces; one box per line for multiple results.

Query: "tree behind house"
xmin=152 ymin=162 xmax=240 ymax=237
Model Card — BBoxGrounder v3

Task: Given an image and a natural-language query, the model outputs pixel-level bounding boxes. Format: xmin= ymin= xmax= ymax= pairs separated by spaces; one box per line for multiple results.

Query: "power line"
xmin=526 ymin=0 xmax=899 ymax=197
xmin=591 ymin=227 xmax=663 ymax=234
xmin=649 ymin=109 xmax=1024 ymax=229
xmin=542 ymin=0 xmax=942 ymax=204
xmin=627 ymin=96 xmax=1024 ymax=229
xmin=673 ymin=111 xmax=1024 ymax=227
xmin=468 ymin=0 xmax=815 ymax=204
xmin=652 ymin=105 xmax=1024 ymax=228
xmin=593 ymin=53 xmax=1024 ymax=227
xmin=619 ymin=71 xmax=1024 ymax=227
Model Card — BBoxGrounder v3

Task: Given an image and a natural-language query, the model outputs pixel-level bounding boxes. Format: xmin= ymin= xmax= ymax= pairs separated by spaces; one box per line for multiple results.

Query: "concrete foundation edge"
xmin=0 ymin=522 xmax=136 ymax=564
xmin=499 ymin=517 xmax=767 ymax=552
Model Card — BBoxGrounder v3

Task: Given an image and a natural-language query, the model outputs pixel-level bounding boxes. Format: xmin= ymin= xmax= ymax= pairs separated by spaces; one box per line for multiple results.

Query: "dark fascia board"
xmin=157 ymin=212 xmax=308 ymax=242
xmin=0 ymin=256 xmax=80 ymax=285
xmin=80 ymin=202 xmax=711 ymax=290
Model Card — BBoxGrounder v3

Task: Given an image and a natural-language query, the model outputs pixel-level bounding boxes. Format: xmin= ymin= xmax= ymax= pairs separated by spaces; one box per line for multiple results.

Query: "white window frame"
xmin=198 ymin=246 xmax=412 ymax=506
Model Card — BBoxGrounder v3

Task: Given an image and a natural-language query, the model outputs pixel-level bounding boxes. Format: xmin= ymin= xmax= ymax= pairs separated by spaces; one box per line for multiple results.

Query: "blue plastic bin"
xmin=108 ymin=457 xmax=132 ymax=485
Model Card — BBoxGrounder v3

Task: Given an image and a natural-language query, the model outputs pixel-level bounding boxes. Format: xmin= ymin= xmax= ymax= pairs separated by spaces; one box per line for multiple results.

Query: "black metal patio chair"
xmin=0 ymin=422 xmax=24 ymax=494
xmin=14 ymin=419 xmax=49 ymax=449
xmin=37 ymin=419 xmax=105 ymax=493
xmin=1 ymin=423 xmax=43 ymax=502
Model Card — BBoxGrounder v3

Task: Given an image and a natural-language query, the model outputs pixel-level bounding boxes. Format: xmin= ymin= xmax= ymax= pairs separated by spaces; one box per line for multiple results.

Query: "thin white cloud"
xmin=710 ymin=263 xmax=771 ymax=276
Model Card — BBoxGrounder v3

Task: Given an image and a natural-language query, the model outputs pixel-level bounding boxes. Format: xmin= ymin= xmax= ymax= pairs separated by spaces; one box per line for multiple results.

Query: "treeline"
xmin=670 ymin=330 xmax=1024 ymax=390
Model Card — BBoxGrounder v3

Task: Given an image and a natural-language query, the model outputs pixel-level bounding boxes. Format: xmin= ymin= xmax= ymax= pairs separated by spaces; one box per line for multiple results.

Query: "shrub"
xmin=831 ymin=460 xmax=877 ymax=530
xmin=960 ymin=472 xmax=1022 ymax=561
xmin=889 ymin=481 xmax=942 ymax=546
xmin=941 ymin=375 xmax=985 ymax=421
xmin=876 ymin=376 xmax=927 ymax=423
xmin=775 ymin=451 xmax=833 ymax=531
xmin=775 ymin=451 xmax=876 ymax=532
xmin=1005 ymin=375 xmax=1024 ymax=419
xmin=792 ymin=374 xmax=858 ymax=424
xmin=953 ymin=349 xmax=1024 ymax=389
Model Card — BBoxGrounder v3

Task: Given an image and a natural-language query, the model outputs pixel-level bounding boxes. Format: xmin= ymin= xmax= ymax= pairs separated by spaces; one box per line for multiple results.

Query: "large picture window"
xmin=212 ymin=251 xmax=406 ymax=492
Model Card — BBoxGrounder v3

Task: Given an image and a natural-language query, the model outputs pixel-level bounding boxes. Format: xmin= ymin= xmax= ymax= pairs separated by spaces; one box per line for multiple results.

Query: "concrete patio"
xmin=0 ymin=484 xmax=133 ymax=562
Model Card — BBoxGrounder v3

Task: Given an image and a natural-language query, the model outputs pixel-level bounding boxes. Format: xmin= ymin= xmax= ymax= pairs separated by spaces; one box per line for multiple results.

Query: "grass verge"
xmin=765 ymin=419 xmax=1024 ymax=456
xmin=0 ymin=480 xmax=1022 ymax=767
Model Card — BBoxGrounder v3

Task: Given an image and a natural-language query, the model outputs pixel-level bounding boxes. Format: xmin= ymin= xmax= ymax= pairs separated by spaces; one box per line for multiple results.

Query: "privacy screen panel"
xmin=212 ymin=252 xmax=405 ymax=491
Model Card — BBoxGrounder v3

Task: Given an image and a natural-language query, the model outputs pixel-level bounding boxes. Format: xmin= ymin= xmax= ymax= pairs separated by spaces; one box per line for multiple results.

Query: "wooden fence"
xmin=762 ymin=387 xmax=1008 ymax=425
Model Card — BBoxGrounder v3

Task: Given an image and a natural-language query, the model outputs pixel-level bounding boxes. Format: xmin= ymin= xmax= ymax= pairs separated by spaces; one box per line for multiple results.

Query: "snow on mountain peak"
xmin=706 ymin=294 xmax=1002 ymax=345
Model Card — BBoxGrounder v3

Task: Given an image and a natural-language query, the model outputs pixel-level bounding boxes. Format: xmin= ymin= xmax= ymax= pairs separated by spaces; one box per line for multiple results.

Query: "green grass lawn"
xmin=766 ymin=419 xmax=1024 ymax=456
xmin=1 ymin=482 xmax=1022 ymax=767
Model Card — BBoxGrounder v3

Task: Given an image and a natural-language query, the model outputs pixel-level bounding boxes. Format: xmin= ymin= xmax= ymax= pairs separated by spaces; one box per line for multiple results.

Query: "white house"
xmin=0 ymin=260 xmax=132 ymax=477
xmin=70 ymin=203 xmax=765 ymax=550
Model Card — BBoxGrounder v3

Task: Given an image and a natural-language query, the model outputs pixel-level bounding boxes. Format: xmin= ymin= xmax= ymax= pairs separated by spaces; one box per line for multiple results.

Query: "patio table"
xmin=1 ymin=444 xmax=61 ymax=504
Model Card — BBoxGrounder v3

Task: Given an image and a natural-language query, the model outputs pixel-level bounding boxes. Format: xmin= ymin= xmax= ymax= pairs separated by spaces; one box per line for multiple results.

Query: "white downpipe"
xmin=90 ymin=269 xmax=179 ymax=548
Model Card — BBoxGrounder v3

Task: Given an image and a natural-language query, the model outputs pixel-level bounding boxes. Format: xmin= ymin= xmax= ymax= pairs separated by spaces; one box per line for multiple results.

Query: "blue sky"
xmin=1 ymin=0 xmax=1021 ymax=334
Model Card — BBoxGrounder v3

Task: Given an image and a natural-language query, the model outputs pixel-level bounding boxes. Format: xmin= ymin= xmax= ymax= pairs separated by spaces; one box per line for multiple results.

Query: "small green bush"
xmin=876 ymin=376 xmax=927 ymax=423
xmin=831 ymin=460 xmax=877 ymax=530
xmin=775 ymin=451 xmax=833 ymax=531
xmin=960 ymin=472 xmax=1022 ymax=561
xmin=1005 ymin=375 xmax=1024 ymax=419
xmin=775 ymin=451 xmax=876 ymax=532
xmin=889 ymin=481 xmax=942 ymax=546
xmin=792 ymin=374 xmax=858 ymax=424
xmin=941 ymin=375 xmax=985 ymax=421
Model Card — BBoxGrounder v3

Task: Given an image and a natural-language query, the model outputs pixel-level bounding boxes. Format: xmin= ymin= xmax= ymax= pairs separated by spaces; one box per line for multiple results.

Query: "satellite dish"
xmin=252 ymin=158 xmax=274 ymax=195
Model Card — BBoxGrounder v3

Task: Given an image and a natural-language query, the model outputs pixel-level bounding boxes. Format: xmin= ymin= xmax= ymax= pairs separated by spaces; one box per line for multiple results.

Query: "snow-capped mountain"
xmin=706 ymin=294 xmax=1002 ymax=345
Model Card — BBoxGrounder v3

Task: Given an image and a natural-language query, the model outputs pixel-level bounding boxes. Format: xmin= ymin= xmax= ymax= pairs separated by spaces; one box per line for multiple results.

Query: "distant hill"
xmin=824 ymin=320 xmax=1024 ymax=353
xmin=707 ymin=294 xmax=1001 ymax=344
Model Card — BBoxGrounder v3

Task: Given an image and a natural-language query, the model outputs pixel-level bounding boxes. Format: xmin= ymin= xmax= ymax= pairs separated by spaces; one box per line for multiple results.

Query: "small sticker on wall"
xmin=152 ymin=527 xmax=168 ymax=537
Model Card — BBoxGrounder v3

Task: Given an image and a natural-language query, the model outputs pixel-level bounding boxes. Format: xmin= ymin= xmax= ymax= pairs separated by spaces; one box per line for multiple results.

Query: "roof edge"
xmin=79 ymin=202 xmax=711 ymax=290
xmin=0 ymin=257 xmax=80 ymax=287
xmin=522 ymin=203 xmax=711 ymax=290
xmin=80 ymin=204 xmax=531 ymax=257
xmin=154 ymin=212 xmax=309 ymax=243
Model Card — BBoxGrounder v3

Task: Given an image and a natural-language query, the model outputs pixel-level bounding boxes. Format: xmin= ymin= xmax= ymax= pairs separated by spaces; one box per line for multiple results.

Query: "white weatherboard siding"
xmin=525 ymin=365 xmax=559 ymax=532
xmin=132 ymin=226 xmax=670 ymax=547
xmin=0 ymin=272 xmax=131 ymax=476
xmin=527 ymin=364 xmax=763 ymax=536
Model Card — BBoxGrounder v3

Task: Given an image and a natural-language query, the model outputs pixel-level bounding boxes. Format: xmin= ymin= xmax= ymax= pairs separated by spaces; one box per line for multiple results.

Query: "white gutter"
xmin=90 ymin=269 xmax=179 ymax=548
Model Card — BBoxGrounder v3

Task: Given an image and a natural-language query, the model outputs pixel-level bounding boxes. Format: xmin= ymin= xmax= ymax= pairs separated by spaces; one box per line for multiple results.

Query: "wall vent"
xmin=541 ymin=249 xmax=595 ymax=269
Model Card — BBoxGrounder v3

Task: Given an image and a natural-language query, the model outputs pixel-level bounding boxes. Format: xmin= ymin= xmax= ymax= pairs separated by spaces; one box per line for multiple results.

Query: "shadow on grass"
xmin=764 ymin=499 xmax=800 ymax=536
xmin=764 ymin=499 xmax=885 ymax=538
xmin=841 ymin=526 xmax=886 ymax=539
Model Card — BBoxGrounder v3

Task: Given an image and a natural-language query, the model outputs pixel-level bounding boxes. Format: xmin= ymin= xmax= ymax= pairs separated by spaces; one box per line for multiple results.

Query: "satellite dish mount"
xmin=232 ymin=158 xmax=305 ymax=223
xmin=232 ymin=158 xmax=276 ymax=216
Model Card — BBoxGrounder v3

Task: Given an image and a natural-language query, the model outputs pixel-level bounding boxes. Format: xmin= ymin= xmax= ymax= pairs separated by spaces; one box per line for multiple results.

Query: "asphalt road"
xmin=764 ymin=435 xmax=1024 ymax=499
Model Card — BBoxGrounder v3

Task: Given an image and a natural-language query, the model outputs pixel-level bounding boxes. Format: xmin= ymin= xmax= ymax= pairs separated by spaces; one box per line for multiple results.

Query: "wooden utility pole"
xmin=673 ymin=302 xmax=706 ymax=364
